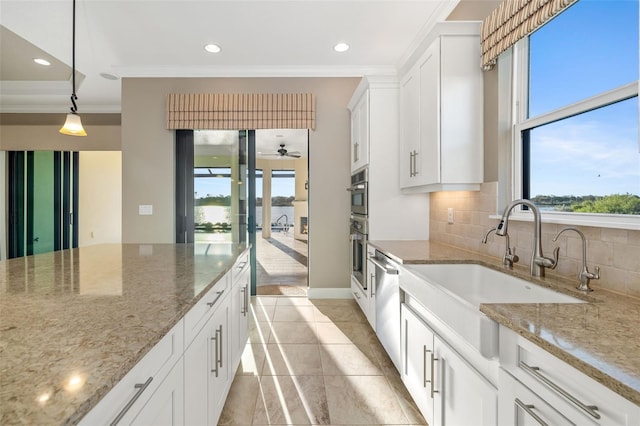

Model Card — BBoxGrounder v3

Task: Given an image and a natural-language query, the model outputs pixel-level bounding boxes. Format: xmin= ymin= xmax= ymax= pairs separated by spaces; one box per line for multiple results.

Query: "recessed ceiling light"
xmin=100 ymin=72 xmax=119 ymax=80
xmin=33 ymin=58 xmax=51 ymax=66
xmin=333 ymin=42 xmax=350 ymax=53
xmin=204 ymin=44 xmax=221 ymax=53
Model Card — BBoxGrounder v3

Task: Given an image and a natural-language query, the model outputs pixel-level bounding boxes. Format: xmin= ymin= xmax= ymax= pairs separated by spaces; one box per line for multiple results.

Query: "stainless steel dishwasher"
xmin=369 ymin=250 xmax=402 ymax=373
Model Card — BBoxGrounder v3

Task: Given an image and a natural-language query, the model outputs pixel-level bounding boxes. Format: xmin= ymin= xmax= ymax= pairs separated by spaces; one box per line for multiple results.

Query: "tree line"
xmin=196 ymin=195 xmax=295 ymax=207
xmin=531 ymin=193 xmax=640 ymax=214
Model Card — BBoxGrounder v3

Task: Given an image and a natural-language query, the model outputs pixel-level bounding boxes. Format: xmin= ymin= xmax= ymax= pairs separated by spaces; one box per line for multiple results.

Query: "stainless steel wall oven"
xmin=348 ymin=168 xmax=368 ymax=216
xmin=350 ymin=213 xmax=368 ymax=291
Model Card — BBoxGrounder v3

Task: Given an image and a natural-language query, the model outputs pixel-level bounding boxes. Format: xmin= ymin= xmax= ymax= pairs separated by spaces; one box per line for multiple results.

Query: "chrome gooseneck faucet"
xmin=553 ymin=227 xmax=600 ymax=292
xmin=495 ymin=199 xmax=558 ymax=277
xmin=482 ymin=226 xmax=519 ymax=268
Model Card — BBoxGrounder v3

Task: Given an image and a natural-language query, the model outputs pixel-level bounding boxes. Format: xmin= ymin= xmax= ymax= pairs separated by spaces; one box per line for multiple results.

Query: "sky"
xmin=195 ymin=171 xmax=295 ymax=200
xmin=527 ymin=0 xmax=639 ymax=198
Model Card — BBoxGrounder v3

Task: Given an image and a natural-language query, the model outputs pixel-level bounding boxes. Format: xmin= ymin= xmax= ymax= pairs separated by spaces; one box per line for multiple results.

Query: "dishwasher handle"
xmin=369 ymin=256 xmax=399 ymax=275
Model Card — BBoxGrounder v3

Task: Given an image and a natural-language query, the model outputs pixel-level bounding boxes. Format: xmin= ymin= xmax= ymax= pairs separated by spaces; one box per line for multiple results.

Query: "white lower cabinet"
xmin=351 ymin=275 xmax=369 ymax=318
xmin=130 ymin=358 xmax=184 ymax=426
xmin=366 ymin=253 xmax=376 ymax=330
xmin=230 ymin=258 xmax=250 ymax=366
xmin=499 ymin=326 xmax=640 ymax=426
xmin=435 ymin=335 xmax=497 ymax=426
xmin=81 ymin=250 xmax=251 ymax=426
xmin=79 ymin=321 xmax=184 ymax=426
xmin=401 ymin=303 xmax=497 ymax=426
xmin=184 ymin=279 xmax=232 ymax=425
xmin=401 ymin=304 xmax=436 ymax=424
xmin=499 ymin=368 xmax=574 ymax=426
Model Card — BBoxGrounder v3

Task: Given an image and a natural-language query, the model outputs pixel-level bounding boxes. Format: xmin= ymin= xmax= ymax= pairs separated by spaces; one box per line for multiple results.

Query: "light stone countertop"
xmin=369 ymin=240 xmax=640 ymax=406
xmin=0 ymin=243 xmax=248 ymax=425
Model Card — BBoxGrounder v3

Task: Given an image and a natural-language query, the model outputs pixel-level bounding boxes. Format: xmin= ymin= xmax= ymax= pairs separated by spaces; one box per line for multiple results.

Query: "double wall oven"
xmin=349 ymin=169 xmax=368 ymax=291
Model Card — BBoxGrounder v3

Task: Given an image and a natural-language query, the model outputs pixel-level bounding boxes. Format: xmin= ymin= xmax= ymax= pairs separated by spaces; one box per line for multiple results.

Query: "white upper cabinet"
xmin=399 ymin=21 xmax=484 ymax=193
xmin=349 ymin=90 xmax=370 ymax=172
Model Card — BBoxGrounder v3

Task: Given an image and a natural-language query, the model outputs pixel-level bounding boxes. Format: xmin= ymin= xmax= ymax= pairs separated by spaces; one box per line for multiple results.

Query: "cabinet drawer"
xmin=499 ymin=368 xmax=573 ymax=426
xmin=351 ymin=276 xmax=369 ymax=315
xmin=499 ymin=327 xmax=639 ymax=425
xmin=184 ymin=273 xmax=230 ymax=346
xmin=80 ymin=320 xmax=184 ymax=425
xmin=232 ymin=250 xmax=250 ymax=282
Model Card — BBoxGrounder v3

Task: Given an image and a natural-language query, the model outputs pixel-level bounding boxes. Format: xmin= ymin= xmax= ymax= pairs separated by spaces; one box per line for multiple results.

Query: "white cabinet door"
xmin=350 ymin=91 xmax=369 ymax=172
xmin=130 ymin=358 xmax=184 ymax=426
xmin=184 ymin=311 xmax=215 ymax=426
xmin=434 ymin=335 xmax=497 ymax=426
xmin=398 ymin=22 xmax=483 ymax=192
xmin=351 ymin=275 xmax=369 ymax=318
xmin=366 ymin=257 xmax=376 ymax=330
xmin=401 ymin=304 xmax=435 ymax=425
xmin=399 ymin=67 xmax=420 ymax=188
xmin=184 ymin=288 xmax=230 ymax=426
xmin=416 ymin=39 xmax=441 ymax=187
xmin=230 ymin=264 xmax=250 ymax=370
xmin=209 ymin=302 xmax=230 ymax=423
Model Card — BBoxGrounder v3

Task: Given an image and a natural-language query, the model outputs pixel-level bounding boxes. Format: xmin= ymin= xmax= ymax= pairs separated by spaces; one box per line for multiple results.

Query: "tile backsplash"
xmin=429 ymin=182 xmax=640 ymax=298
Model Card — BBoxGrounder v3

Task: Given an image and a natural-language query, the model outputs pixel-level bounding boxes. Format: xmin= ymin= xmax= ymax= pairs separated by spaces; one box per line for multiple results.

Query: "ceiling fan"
xmin=266 ymin=143 xmax=301 ymax=158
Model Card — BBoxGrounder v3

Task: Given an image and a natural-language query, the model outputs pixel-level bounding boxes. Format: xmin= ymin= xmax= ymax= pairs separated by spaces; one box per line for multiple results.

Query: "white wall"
xmin=78 ymin=151 xmax=122 ymax=246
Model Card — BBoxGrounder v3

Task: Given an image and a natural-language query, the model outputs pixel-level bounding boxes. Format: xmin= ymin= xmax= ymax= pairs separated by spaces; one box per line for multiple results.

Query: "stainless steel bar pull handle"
xmin=520 ymin=361 xmax=600 ymax=420
xmin=514 ymin=398 xmax=548 ymax=426
xmin=242 ymin=284 xmax=249 ymax=317
xmin=423 ymin=346 xmax=429 ymax=388
xmin=211 ymin=332 xmax=219 ymax=376
xmin=430 ymin=352 xmax=439 ymax=398
xmin=409 ymin=152 xmax=415 ymax=177
xmin=110 ymin=376 xmax=153 ymax=426
xmin=412 ymin=150 xmax=419 ymax=177
xmin=217 ymin=325 xmax=223 ymax=369
xmin=368 ymin=257 xmax=399 ymax=275
xmin=240 ymin=287 xmax=247 ymax=315
xmin=207 ymin=290 xmax=225 ymax=308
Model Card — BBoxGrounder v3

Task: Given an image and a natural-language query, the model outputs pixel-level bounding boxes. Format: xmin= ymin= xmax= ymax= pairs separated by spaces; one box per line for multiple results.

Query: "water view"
xmin=196 ymin=205 xmax=295 ymax=230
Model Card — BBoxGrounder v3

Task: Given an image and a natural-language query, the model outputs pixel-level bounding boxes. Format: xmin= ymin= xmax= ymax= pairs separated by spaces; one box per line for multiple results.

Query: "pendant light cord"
xmin=70 ymin=0 xmax=78 ymax=114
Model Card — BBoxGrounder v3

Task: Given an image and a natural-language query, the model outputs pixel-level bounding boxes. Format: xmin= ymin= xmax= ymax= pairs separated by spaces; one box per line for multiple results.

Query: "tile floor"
xmin=219 ymin=295 xmax=427 ymax=425
xmin=256 ymin=233 xmax=308 ymax=295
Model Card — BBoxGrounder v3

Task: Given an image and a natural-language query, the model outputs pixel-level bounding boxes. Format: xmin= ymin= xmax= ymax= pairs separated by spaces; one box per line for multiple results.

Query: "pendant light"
xmin=59 ymin=0 xmax=87 ymax=136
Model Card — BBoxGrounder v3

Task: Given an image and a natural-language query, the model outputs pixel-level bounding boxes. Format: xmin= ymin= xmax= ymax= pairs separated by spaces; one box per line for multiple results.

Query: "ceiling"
xmin=0 ymin=0 xmax=463 ymax=114
xmin=195 ymin=129 xmax=309 ymax=159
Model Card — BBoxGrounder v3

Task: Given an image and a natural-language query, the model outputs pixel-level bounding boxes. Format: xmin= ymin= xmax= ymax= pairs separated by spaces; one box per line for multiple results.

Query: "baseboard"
xmin=306 ymin=287 xmax=353 ymax=299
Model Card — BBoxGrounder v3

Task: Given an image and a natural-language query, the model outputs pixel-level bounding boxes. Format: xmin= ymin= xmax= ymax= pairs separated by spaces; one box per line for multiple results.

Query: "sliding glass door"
xmin=7 ymin=151 xmax=79 ymax=258
xmin=176 ymin=130 xmax=249 ymax=246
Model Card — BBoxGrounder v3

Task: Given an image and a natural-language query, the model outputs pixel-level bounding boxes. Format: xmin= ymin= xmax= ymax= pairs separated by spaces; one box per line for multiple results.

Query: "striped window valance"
xmin=481 ymin=0 xmax=578 ymax=70
xmin=166 ymin=93 xmax=316 ymax=130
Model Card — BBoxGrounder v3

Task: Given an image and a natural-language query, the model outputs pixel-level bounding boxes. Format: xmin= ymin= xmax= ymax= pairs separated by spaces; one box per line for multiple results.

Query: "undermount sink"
xmin=401 ymin=263 xmax=584 ymax=358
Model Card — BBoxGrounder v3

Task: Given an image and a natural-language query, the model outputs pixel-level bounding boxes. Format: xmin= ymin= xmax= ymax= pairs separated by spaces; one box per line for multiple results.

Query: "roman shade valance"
xmin=166 ymin=93 xmax=316 ymax=130
xmin=480 ymin=0 xmax=578 ymax=70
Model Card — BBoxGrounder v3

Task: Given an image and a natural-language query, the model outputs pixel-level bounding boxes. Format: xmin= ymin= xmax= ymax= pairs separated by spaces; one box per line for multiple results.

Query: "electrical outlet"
xmin=447 ymin=208 xmax=454 ymax=224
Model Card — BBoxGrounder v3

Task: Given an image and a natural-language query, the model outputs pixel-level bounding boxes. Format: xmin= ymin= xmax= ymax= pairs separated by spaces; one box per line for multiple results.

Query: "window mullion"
xmin=518 ymin=81 xmax=638 ymax=132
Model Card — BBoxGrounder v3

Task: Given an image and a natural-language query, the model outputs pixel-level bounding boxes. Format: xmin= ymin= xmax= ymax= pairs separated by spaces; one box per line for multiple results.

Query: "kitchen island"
xmin=369 ymin=240 xmax=640 ymax=408
xmin=0 ymin=243 xmax=248 ymax=425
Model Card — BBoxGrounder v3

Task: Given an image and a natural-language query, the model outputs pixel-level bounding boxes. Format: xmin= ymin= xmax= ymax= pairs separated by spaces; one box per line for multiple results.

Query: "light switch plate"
xmin=139 ymin=205 xmax=153 ymax=215
xmin=447 ymin=208 xmax=454 ymax=224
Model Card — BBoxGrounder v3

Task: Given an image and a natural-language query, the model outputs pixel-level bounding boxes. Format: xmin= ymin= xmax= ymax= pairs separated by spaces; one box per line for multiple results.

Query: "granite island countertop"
xmin=0 ymin=243 xmax=248 ymax=425
xmin=369 ymin=240 xmax=640 ymax=406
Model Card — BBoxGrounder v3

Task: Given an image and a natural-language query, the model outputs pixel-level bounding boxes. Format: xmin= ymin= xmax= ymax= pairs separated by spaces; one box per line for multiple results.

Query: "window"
xmin=511 ymin=0 xmax=639 ymax=227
